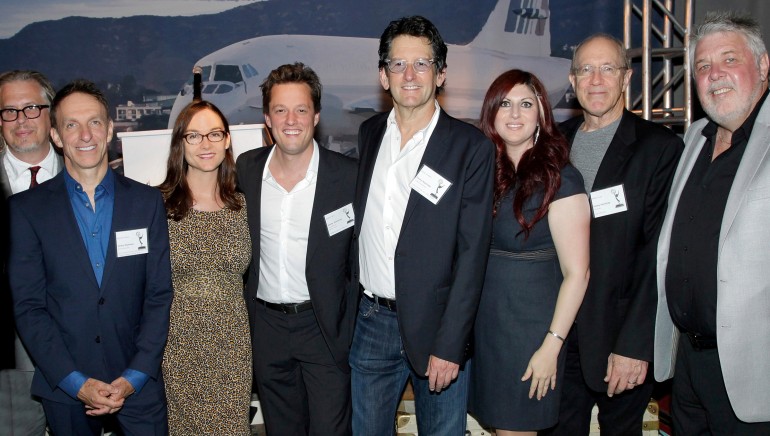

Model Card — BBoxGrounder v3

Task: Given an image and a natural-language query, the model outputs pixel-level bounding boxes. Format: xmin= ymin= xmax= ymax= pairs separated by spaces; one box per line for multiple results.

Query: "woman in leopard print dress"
xmin=158 ymin=100 xmax=252 ymax=435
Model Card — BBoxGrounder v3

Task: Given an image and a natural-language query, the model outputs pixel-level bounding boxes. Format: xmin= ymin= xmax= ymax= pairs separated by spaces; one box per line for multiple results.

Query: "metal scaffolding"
xmin=624 ymin=0 xmax=693 ymax=130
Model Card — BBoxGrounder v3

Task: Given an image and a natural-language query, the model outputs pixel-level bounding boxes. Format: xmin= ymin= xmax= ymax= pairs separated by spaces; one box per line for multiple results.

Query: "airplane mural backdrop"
xmin=0 ymin=0 xmax=626 ymax=156
xmin=169 ymin=0 xmax=573 ymax=154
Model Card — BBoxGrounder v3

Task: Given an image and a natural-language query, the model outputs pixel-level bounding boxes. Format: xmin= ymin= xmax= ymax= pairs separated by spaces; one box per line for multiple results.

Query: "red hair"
xmin=479 ymin=69 xmax=570 ymax=238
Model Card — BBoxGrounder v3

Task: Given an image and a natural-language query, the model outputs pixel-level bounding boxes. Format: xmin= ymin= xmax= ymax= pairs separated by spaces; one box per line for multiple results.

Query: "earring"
xmin=534 ymin=125 xmax=540 ymax=145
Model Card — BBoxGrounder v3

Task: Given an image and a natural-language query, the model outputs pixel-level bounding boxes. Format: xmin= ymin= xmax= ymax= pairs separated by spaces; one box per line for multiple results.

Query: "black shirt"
xmin=666 ymin=90 xmax=769 ymax=337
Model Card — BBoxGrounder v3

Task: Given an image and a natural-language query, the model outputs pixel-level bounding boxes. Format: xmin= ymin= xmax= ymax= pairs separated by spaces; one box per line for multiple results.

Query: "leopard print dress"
xmin=162 ymin=194 xmax=252 ymax=435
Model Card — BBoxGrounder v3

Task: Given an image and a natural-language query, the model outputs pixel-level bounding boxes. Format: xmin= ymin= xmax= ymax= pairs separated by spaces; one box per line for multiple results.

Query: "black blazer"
xmin=561 ymin=110 xmax=683 ymax=391
xmin=236 ymin=145 xmax=358 ymax=372
xmin=351 ymin=109 xmax=495 ymax=374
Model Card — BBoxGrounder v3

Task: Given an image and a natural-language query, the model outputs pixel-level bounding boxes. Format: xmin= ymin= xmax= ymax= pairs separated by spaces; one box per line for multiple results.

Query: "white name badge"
xmin=590 ymin=184 xmax=628 ymax=218
xmin=324 ymin=203 xmax=355 ymax=237
xmin=410 ymin=165 xmax=452 ymax=205
xmin=116 ymin=228 xmax=149 ymax=257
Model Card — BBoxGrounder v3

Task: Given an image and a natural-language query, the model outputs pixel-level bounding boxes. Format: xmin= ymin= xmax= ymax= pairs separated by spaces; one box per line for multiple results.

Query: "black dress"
xmin=469 ymin=165 xmax=584 ymax=430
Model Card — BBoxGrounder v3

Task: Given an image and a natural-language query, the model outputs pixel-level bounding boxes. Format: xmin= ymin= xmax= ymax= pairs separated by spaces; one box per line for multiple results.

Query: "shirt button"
xmin=96 ymin=263 xmax=101 ymax=268
xmin=95 ymin=336 xmax=101 ymax=343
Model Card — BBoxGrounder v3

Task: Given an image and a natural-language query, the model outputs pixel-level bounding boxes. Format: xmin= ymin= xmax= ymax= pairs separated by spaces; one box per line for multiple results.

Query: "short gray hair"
xmin=0 ymin=70 xmax=55 ymax=104
xmin=690 ymin=11 xmax=767 ymax=75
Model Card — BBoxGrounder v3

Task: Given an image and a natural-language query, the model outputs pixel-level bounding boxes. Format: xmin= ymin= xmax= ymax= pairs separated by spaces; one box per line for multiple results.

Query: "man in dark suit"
xmin=0 ymin=69 xmax=62 ymax=435
xmin=543 ymin=34 xmax=683 ymax=435
xmin=350 ymin=16 xmax=494 ymax=436
xmin=236 ymin=63 xmax=357 ymax=436
xmin=8 ymin=80 xmax=172 ymax=435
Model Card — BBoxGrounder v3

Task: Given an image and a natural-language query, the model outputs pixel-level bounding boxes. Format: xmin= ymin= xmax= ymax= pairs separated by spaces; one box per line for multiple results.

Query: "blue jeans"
xmin=349 ymin=296 xmax=469 ymax=436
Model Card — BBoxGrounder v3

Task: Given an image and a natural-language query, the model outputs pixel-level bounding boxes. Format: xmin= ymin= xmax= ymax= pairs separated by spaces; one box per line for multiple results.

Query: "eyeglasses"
xmin=183 ymin=130 xmax=226 ymax=145
xmin=572 ymin=64 xmax=627 ymax=77
xmin=0 ymin=104 xmax=50 ymax=122
xmin=384 ymin=58 xmax=436 ymax=74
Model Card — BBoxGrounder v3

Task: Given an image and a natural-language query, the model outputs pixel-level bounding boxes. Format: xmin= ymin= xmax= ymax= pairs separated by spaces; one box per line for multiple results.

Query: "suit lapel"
xmin=99 ymin=175 xmax=129 ymax=293
xmin=0 ymin=150 xmax=12 ymax=199
xmin=354 ymin=116 xmax=387 ymax=236
xmin=248 ymin=148 xmax=270 ymax=272
xmin=400 ymin=110 xmax=451 ymax=232
xmin=593 ymin=111 xmax=638 ymax=189
xmin=306 ymin=148 xmax=339 ymax=267
xmin=47 ymin=175 xmax=101 ymax=290
xmin=719 ymin=101 xmax=770 ymax=252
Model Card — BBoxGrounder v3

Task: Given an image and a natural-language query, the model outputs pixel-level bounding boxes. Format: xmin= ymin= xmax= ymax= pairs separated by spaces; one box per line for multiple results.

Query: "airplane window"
xmin=202 ymin=66 xmax=212 ymax=80
xmin=214 ymin=65 xmax=243 ymax=84
xmin=214 ymin=84 xmax=234 ymax=94
xmin=243 ymin=64 xmax=258 ymax=78
xmin=203 ymin=84 xmax=218 ymax=94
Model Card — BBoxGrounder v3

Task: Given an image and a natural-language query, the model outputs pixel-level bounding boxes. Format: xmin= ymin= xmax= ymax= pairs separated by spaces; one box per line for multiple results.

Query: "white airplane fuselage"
xmin=168 ymin=0 xmax=571 ymax=151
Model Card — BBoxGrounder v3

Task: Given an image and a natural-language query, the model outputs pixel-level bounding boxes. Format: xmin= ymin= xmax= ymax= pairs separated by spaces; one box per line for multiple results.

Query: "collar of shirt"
xmin=63 ymin=166 xmax=115 ymax=200
xmin=262 ymin=140 xmax=320 ymax=192
xmin=702 ymin=89 xmax=770 ymax=146
xmin=3 ymin=143 xmax=61 ymax=193
xmin=385 ymin=100 xmax=441 ymax=161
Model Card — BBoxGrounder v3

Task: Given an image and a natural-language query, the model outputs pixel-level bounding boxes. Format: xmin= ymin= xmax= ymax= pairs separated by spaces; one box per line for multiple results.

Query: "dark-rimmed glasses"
xmin=0 ymin=104 xmax=50 ymax=122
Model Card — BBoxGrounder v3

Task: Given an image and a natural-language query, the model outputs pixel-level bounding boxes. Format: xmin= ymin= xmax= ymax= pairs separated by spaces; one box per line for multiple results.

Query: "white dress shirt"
xmin=3 ymin=143 xmax=61 ymax=195
xmin=359 ymin=101 xmax=441 ymax=299
xmin=257 ymin=141 xmax=319 ymax=304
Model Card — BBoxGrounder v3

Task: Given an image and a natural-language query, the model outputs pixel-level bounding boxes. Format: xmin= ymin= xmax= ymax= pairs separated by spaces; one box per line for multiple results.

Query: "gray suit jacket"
xmin=654 ymin=97 xmax=770 ymax=422
xmin=0 ymin=149 xmax=12 ymax=199
xmin=0 ymin=146 xmax=64 ymax=199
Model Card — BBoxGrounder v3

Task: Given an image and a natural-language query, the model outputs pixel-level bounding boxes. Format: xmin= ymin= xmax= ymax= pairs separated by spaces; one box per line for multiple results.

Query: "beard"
xmin=701 ymin=79 xmax=765 ymax=128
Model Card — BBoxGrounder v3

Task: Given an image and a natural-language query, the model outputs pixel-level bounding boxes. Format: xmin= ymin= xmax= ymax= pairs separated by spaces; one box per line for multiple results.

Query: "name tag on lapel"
xmin=116 ymin=228 xmax=149 ymax=257
xmin=410 ymin=165 xmax=452 ymax=205
xmin=590 ymin=184 xmax=628 ymax=218
xmin=324 ymin=203 xmax=355 ymax=237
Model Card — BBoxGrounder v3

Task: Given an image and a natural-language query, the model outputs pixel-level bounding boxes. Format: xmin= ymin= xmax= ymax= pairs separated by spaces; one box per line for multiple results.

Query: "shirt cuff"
xmin=121 ymin=368 xmax=150 ymax=393
xmin=58 ymin=371 xmax=89 ymax=399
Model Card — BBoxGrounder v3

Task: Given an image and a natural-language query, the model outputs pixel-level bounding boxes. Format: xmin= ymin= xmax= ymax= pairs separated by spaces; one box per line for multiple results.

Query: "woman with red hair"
xmin=469 ymin=70 xmax=590 ymax=435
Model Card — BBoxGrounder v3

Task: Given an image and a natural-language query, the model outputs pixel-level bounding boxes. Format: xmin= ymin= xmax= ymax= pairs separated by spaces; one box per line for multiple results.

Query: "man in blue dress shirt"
xmin=7 ymin=80 xmax=173 ymax=435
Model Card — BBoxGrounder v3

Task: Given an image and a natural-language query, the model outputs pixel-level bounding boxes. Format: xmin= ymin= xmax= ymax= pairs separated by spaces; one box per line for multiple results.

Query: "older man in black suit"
xmin=544 ymin=34 xmax=683 ymax=435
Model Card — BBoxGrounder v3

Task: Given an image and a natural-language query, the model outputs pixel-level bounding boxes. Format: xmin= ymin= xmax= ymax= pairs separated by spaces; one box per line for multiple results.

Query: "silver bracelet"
xmin=547 ymin=330 xmax=566 ymax=342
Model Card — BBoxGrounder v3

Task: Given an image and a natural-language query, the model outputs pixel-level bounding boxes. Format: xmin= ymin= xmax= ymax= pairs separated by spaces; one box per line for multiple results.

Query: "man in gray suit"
xmin=654 ymin=11 xmax=770 ymax=434
xmin=0 ymin=70 xmax=61 ymax=434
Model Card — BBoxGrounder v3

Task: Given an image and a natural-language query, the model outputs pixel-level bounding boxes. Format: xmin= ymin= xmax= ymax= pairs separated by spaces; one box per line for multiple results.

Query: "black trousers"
xmin=541 ymin=326 xmax=653 ymax=436
xmin=252 ymin=303 xmax=351 ymax=436
xmin=671 ymin=335 xmax=770 ymax=435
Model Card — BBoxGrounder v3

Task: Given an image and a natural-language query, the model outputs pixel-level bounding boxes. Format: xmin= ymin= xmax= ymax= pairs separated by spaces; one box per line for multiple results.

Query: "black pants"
xmin=252 ymin=303 xmax=351 ymax=436
xmin=541 ymin=327 xmax=653 ymax=436
xmin=671 ymin=335 xmax=770 ymax=435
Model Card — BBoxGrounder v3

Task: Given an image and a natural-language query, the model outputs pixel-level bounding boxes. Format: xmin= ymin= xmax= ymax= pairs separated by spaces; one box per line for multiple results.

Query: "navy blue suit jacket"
xmin=352 ymin=109 xmax=495 ymax=374
xmin=8 ymin=170 xmax=172 ymax=404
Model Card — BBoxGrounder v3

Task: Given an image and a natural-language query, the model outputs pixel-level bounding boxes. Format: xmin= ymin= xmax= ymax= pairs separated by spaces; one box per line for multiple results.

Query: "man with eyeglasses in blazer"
xmin=543 ymin=34 xmax=683 ymax=435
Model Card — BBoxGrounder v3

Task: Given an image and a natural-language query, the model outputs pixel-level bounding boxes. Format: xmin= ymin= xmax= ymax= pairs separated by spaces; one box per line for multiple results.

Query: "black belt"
xmin=685 ymin=332 xmax=717 ymax=350
xmin=257 ymin=298 xmax=313 ymax=314
xmin=360 ymin=285 xmax=397 ymax=311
